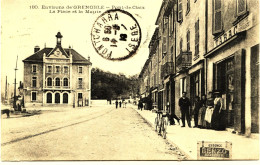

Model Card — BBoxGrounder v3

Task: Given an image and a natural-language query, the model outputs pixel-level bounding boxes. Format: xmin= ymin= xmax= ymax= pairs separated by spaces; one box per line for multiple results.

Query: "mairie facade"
xmin=139 ymin=0 xmax=259 ymax=136
xmin=23 ymin=32 xmax=92 ymax=107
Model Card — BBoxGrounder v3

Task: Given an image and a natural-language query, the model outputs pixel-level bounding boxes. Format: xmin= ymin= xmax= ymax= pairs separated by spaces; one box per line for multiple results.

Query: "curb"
xmin=131 ymin=106 xmax=193 ymax=160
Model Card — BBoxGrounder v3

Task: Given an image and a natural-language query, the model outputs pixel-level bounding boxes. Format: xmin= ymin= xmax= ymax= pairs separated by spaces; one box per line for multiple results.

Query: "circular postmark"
xmin=91 ymin=9 xmax=142 ymax=61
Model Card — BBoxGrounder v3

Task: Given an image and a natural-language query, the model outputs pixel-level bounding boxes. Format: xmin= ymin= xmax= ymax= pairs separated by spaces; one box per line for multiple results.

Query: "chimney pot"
xmin=34 ymin=46 xmax=40 ymax=53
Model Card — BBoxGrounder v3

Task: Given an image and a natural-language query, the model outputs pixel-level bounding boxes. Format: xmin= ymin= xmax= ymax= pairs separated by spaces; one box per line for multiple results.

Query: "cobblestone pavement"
xmin=1 ymin=105 xmax=184 ymax=160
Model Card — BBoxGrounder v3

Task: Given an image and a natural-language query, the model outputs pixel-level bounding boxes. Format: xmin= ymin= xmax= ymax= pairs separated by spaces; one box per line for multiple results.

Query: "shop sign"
xmin=197 ymin=141 xmax=232 ymax=160
xmin=237 ymin=13 xmax=253 ymax=33
xmin=214 ymin=25 xmax=237 ymax=48
xmin=214 ymin=14 xmax=253 ymax=49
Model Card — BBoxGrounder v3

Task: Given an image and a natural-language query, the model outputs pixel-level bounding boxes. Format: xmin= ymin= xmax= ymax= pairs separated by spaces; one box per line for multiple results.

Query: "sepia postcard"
xmin=1 ymin=0 xmax=259 ymax=162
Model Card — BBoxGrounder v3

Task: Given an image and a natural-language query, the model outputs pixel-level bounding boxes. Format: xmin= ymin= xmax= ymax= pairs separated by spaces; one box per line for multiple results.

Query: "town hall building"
xmin=23 ymin=32 xmax=92 ymax=107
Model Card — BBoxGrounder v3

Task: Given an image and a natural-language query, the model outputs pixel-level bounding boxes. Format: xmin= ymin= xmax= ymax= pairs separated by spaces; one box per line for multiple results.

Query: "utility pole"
xmin=5 ymin=76 xmax=7 ymax=101
xmin=13 ymin=55 xmax=18 ymax=110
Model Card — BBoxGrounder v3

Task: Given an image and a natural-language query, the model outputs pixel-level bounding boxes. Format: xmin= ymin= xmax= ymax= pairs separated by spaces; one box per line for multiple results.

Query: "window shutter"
xmin=237 ymin=0 xmax=246 ymax=16
xmin=163 ymin=37 xmax=167 ymax=54
xmin=213 ymin=0 xmax=222 ymax=34
xmin=178 ymin=0 xmax=183 ymax=22
xmin=187 ymin=30 xmax=190 ymax=51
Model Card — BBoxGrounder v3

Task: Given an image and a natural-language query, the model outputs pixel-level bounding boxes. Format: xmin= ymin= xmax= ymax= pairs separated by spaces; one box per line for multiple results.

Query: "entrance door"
xmin=63 ymin=93 xmax=68 ymax=104
xmin=55 ymin=93 xmax=60 ymax=104
xmin=47 ymin=93 xmax=52 ymax=103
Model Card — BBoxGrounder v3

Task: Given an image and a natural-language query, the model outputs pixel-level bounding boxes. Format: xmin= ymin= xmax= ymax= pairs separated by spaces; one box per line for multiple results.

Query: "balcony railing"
xmin=161 ymin=62 xmax=174 ymax=78
xmin=176 ymin=51 xmax=192 ymax=72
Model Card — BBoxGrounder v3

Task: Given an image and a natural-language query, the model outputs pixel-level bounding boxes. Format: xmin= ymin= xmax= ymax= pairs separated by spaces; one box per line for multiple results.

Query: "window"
xmin=163 ymin=36 xmax=167 ymax=55
xmin=32 ymin=65 xmax=37 ymax=73
xmin=32 ymin=77 xmax=37 ymax=87
xmin=31 ymin=92 xmax=37 ymax=101
xmin=178 ymin=0 xmax=183 ymax=22
xmin=187 ymin=30 xmax=190 ymax=52
xmin=213 ymin=0 xmax=222 ymax=34
xmin=163 ymin=17 xmax=168 ymax=32
xmin=47 ymin=66 xmax=52 ymax=73
xmin=55 ymin=66 xmax=60 ymax=73
xmin=64 ymin=66 xmax=69 ymax=74
xmin=169 ymin=14 xmax=173 ymax=36
xmin=195 ymin=20 xmax=199 ymax=57
xmin=237 ymin=0 xmax=247 ymax=16
xmin=78 ymin=66 xmax=83 ymax=73
xmin=55 ymin=78 xmax=60 ymax=87
xmin=187 ymin=0 xmax=190 ymax=14
xmin=78 ymin=78 xmax=83 ymax=88
xmin=47 ymin=77 xmax=52 ymax=87
xmin=63 ymin=78 xmax=69 ymax=87
xmin=180 ymin=38 xmax=183 ymax=53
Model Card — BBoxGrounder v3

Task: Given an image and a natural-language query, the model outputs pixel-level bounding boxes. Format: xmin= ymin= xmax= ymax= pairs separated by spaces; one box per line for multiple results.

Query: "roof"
xmin=23 ymin=47 xmax=92 ymax=65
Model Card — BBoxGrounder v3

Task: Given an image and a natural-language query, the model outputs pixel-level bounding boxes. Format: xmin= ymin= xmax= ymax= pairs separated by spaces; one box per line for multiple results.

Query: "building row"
xmin=22 ymin=32 xmax=92 ymax=107
xmin=139 ymin=0 xmax=259 ymax=136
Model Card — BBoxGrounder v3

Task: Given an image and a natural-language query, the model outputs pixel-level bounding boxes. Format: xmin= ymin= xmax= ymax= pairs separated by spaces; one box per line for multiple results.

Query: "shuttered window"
xmin=237 ymin=0 xmax=247 ymax=16
xmin=187 ymin=30 xmax=190 ymax=52
xmin=178 ymin=0 xmax=183 ymax=22
xmin=187 ymin=0 xmax=190 ymax=14
xmin=213 ymin=0 xmax=222 ymax=34
xmin=180 ymin=38 xmax=183 ymax=53
xmin=163 ymin=36 xmax=167 ymax=54
xmin=195 ymin=20 xmax=199 ymax=57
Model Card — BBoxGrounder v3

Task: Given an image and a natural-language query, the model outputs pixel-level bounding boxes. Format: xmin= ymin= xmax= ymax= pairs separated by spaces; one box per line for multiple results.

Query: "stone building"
xmin=139 ymin=0 xmax=259 ymax=136
xmin=205 ymin=0 xmax=259 ymax=135
xmin=175 ymin=0 xmax=207 ymax=117
xmin=23 ymin=32 xmax=92 ymax=107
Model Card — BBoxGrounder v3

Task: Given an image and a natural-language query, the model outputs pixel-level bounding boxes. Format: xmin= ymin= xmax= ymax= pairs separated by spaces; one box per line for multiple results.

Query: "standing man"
xmin=179 ymin=92 xmax=191 ymax=128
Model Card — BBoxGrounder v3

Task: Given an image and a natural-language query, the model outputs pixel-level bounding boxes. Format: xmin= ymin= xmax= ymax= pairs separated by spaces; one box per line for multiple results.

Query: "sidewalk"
xmin=131 ymin=105 xmax=259 ymax=160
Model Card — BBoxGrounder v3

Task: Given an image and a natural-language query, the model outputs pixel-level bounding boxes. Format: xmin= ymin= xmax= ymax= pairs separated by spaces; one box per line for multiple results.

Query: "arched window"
xmin=55 ymin=93 xmax=60 ymax=103
xmin=63 ymin=93 xmax=68 ymax=104
xmin=47 ymin=77 xmax=52 ymax=87
xmin=63 ymin=78 xmax=68 ymax=87
xmin=46 ymin=93 xmax=52 ymax=103
xmin=55 ymin=78 xmax=60 ymax=87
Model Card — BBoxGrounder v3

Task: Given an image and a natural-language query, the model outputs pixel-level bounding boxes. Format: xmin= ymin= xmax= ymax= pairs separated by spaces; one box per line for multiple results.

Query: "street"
xmin=1 ymin=105 xmax=183 ymax=160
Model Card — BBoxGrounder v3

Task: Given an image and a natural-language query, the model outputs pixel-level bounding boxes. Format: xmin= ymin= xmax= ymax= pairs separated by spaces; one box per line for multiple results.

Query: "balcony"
xmin=176 ymin=51 xmax=192 ymax=72
xmin=161 ymin=62 xmax=174 ymax=78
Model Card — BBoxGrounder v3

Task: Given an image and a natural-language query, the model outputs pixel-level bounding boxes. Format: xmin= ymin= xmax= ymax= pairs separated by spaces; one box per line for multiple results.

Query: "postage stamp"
xmin=91 ymin=9 xmax=142 ymax=61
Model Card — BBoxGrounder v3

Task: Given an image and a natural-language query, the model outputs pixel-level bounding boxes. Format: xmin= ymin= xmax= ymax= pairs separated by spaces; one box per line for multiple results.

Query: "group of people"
xmin=115 ymin=99 xmax=127 ymax=108
xmin=177 ymin=91 xmax=226 ymax=130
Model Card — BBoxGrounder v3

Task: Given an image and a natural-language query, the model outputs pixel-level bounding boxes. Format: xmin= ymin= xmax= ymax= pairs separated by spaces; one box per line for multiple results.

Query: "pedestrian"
xmin=198 ymin=95 xmax=207 ymax=128
xmin=204 ymin=92 xmax=215 ymax=129
xmin=115 ymin=100 xmax=118 ymax=109
xmin=178 ymin=92 xmax=191 ymax=127
xmin=123 ymin=100 xmax=127 ymax=108
xmin=138 ymin=100 xmax=143 ymax=111
xmin=211 ymin=91 xmax=225 ymax=130
xmin=119 ymin=101 xmax=122 ymax=108
xmin=193 ymin=96 xmax=200 ymax=128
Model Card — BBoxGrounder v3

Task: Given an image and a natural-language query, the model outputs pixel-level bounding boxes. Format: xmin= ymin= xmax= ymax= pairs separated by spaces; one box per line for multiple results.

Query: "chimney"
xmin=34 ymin=46 xmax=40 ymax=53
xmin=88 ymin=56 xmax=90 ymax=61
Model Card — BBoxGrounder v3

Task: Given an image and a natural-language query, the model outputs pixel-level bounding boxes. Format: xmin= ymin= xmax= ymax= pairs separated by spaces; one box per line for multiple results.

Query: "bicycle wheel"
xmin=162 ymin=118 xmax=167 ymax=139
xmin=155 ymin=117 xmax=159 ymax=132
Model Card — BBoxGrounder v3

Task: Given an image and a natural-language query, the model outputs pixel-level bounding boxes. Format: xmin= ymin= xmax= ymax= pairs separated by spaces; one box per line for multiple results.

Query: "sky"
xmin=1 ymin=0 xmax=162 ymax=94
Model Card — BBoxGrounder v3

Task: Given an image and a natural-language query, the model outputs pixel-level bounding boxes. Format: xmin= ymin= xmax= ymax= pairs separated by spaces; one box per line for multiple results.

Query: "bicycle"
xmin=154 ymin=109 xmax=167 ymax=139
